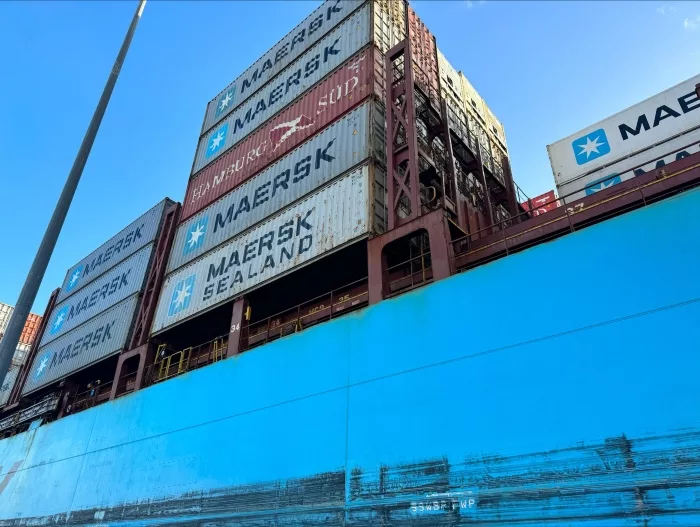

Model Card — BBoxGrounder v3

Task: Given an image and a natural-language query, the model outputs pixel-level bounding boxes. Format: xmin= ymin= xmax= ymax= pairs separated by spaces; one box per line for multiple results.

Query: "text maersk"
xmin=196 ymin=34 xmax=369 ymax=175
xmin=205 ymin=210 xmax=314 ymax=301
xmin=205 ymin=0 xmax=356 ymax=131
xmin=44 ymin=320 xmax=116 ymax=374
xmin=618 ymin=88 xmax=699 ymax=141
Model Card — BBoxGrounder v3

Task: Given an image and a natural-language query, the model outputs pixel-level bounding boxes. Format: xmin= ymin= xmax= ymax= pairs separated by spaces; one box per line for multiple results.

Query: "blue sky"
xmin=0 ymin=0 xmax=699 ymax=313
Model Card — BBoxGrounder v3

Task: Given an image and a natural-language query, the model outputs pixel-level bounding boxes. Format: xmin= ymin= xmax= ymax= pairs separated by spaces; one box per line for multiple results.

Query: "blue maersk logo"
xmin=35 ymin=351 xmax=52 ymax=379
xmin=168 ymin=274 xmax=196 ymax=317
xmin=50 ymin=306 xmax=69 ymax=335
xmin=585 ymin=173 xmax=622 ymax=195
xmin=66 ymin=264 xmax=83 ymax=292
xmin=572 ymin=128 xmax=611 ymax=165
xmin=206 ymin=123 xmax=228 ymax=159
xmin=215 ymin=88 xmax=236 ymax=118
xmin=183 ymin=216 xmax=208 ymax=255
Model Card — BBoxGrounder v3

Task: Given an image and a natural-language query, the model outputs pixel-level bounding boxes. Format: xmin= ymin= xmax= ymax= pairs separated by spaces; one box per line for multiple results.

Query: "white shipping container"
xmin=548 ymin=74 xmax=700 ymax=186
xmin=40 ymin=244 xmax=154 ymax=348
xmin=0 ymin=366 xmax=19 ymax=407
xmin=194 ymin=6 xmax=372 ymax=176
xmin=152 ymin=167 xmax=372 ymax=334
xmin=171 ymin=102 xmax=384 ymax=274
xmin=23 ymin=295 xmax=140 ymax=395
xmin=57 ymin=199 xmax=171 ymax=304
xmin=12 ymin=343 xmax=31 ymax=367
xmin=557 ymin=127 xmax=700 ymax=203
xmin=202 ymin=0 xmax=365 ymax=135
xmin=0 ymin=303 xmax=12 ymax=336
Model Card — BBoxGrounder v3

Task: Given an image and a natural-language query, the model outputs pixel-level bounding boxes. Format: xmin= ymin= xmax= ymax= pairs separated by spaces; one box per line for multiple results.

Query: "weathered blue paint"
xmin=1 ymin=187 xmax=699 ymax=525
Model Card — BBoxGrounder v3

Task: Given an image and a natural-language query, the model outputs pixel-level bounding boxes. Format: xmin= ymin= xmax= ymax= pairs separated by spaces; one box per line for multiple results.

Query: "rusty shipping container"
xmin=0 ymin=366 xmax=19 ymax=407
xmin=39 ymin=244 xmax=154 ymax=348
xmin=201 ymin=0 xmax=364 ymax=136
xmin=153 ymin=165 xmax=376 ymax=334
xmin=56 ymin=199 xmax=172 ymax=304
xmin=19 ymin=313 xmax=41 ymax=346
xmin=195 ymin=5 xmax=372 ymax=173
xmin=184 ymin=47 xmax=382 ymax=222
xmin=171 ymin=101 xmax=385 ymax=273
xmin=22 ymin=295 xmax=140 ymax=396
xmin=407 ymin=7 xmax=439 ymax=99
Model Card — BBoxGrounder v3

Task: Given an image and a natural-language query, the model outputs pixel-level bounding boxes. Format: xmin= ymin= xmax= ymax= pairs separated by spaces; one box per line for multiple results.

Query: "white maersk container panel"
xmin=547 ymin=74 xmax=700 ymax=186
xmin=12 ymin=343 xmax=31 ymax=367
xmin=557 ymin=126 xmax=700 ymax=204
xmin=194 ymin=6 xmax=370 ymax=176
xmin=202 ymin=0 xmax=364 ymax=135
xmin=57 ymin=199 xmax=169 ymax=304
xmin=152 ymin=167 xmax=371 ymax=334
xmin=23 ymin=295 xmax=139 ymax=396
xmin=170 ymin=102 xmax=383 ymax=273
xmin=0 ymin=367 xmax=19 ymax=407
xmin=40 ymin=244 xmax=154 ymax=348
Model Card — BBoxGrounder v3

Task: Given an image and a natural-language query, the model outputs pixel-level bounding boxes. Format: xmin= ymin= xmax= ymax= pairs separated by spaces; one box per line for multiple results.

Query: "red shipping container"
xmin=407 ymin=7 xmax=439 ymax=98
xmin=521 ymin=190 xmax=560 ymax=217
xmin=182 ymin=46 xmax=380 ymax=222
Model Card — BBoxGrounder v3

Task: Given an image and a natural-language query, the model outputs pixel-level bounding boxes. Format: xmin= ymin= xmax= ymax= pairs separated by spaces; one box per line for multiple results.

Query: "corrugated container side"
xmin=23 ymin=295 xmax=140 ymax=396
xmin=19 ymin=314 xmax=42 ymax=346
xmin=40 ymin=244 xmax=155 ymax=348
xmin=193 ymin=6 xmax=373 ymax=175
xmin=459 ymin=73 xmax=486 ymax=124
xmin=56 ymin=199 xmax=170 ymax=304
xmin=437 ymin=49 xmax=464 ymax=108
xmin=0 ymin=303 xmax=12 ymax=336
xmin=557 ymin=127 xmax=700 ymax=204
xmin=485 ymin=105 xmax=508 ymax=154
xmin=371 ymin=0 xmax=406 ymax=54
xmin=0 ymin=367 xmax=19 ymax=407
xmin=171 ymin=100 xmax=386 ymax=274
xmin=12 ymin=343 xmax=32 ymax=367
xmin=407 ymin=7 xmax=439 ymax=99
xmin=183 ymin=46 xmax=383 ymax=223
xmin=201 ymin=0 xmax=365 ymax=136
xmin=153 ymin=165 xmax=374 ymax=335
xmin=547 ymin=74 xmax=700 ymax=186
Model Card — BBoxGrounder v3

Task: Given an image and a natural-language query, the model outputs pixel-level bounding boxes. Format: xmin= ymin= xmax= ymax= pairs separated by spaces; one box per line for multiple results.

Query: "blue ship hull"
xmin=0 ymin=187 xmax=699 ymax=525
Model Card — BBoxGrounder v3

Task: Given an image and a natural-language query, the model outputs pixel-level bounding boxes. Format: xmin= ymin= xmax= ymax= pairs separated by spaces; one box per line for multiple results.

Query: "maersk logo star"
xmin=183 ymin=216 xmax=208 ymax=255
xmin=206 ymin=123 xmax=228 ymax=159
xmin=168 ymin=274 xmax=196 ymax=317
xmin=572 ymin=128 xmax=611 ymax=165
xmin=50 ymin=306 xmax=69 ymax=335
xmin=585 ymin=173 xmax=622 ymax=195
xmin=216 ymin=88 xmax=236 ymax=117
xmin=66 ymin=265 xmax=83 ymax=291
xmin=35 ymin=352 xmax=52 ymax=379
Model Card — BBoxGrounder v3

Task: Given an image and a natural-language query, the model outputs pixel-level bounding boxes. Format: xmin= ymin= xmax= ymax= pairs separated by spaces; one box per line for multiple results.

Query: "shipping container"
xmin=520 ymin=190 xmax=560 ymax=217
xmin=371 ymin=0 xmax=406 ymax=54
xmin=56 ymin=199 xmax=171 ymax=304
xmin=172 ymin=101 xmax=385 ymax=273
xmin=0 ymin=303 xmax=12 ymax=336
xmin=22 ymin=295 xmax=140 ymax=396
xmin=407 ymin=7 xmax=439 ymax=98
xmin=0 ymin=366 xmax=19 ymax=407
xmin=184 ymin=47 xmax=381 ymax=222
xmin=19 ymin=313 xmax=41 ymax=346
xmin=547 ymin=74 xmax=700 ymax=187
xmin=40 ymin=244 xmax=154 ymax=348
xmin=201 ymin=0 xmax=365 ymax=136
xmin=557 ymin=127 xmax=700 ymax=203
xmin=194 ymin=6 xmax=373 ymax=175
xmin=12 ymin=343 xmax=32 ymax=367
xmin=153 ymin=165 xmax=376 ymax=334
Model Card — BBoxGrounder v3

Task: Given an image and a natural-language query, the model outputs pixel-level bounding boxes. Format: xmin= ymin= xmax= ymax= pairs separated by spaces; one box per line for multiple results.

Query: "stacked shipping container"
xmin=151 ymin=0 xmax=413 ymax=335
xmin=0 ymin=304 xmax=44 ymax=404
xmin=20 ymin=199 xmax=174 ymax=396
xmin=548 ymin=73 xmax=700 ymax=203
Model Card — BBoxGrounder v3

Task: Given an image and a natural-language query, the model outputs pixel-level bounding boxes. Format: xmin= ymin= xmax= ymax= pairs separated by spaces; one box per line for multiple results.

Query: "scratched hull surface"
xmin=1 ymin=188 xmax=700 ymax=525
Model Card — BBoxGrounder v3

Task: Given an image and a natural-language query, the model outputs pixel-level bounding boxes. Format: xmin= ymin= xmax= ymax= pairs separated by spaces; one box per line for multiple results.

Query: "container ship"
xmin=0 ymin=0 xmax=698 ymax=524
